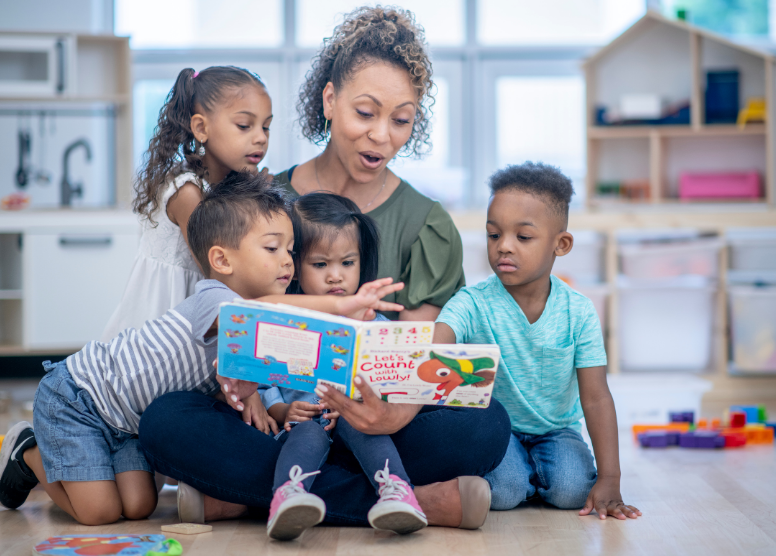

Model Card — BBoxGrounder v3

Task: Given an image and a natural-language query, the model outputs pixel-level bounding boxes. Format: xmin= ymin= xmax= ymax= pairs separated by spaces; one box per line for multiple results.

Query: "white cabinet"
xmin=0 ymin=211 xmax=141 ymax=353
xmin=23 ymin=230 xmax=138 ymax=350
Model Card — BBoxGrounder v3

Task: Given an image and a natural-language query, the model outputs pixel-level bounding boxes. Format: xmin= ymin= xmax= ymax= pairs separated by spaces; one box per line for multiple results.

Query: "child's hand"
xmin=579 ymin=477 xmax=642 ymax=520
xmin=323 ymin=410 xmax=340 ymax=432
xmin=335 ymin=278 xmax=405 ymax=320
xmin=284 ymin=401 xmax=323 ymax=431
xmin=241 ymin=391 xmax=279 ymax=435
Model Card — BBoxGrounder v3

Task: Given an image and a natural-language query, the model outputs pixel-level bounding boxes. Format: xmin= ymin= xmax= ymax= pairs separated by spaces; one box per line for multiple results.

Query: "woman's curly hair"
xmin=133 ymin=66 xmax=264 ymax=224
xmin=297 ymin=5 xmax=434 ymax=158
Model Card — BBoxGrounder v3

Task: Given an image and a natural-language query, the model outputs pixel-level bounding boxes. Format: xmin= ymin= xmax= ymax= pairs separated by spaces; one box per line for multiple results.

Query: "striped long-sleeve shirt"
xmin=67 ymin=280 xmax=238 ymax=434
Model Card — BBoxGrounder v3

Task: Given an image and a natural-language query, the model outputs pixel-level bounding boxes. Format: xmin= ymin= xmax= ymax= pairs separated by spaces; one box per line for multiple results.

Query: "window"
xmin=115 ymin=0 xmax=283 ymax=49
xmin=295 ymin=0 xmax=465 ymax=48
xmin=662 ymin=0 xmax=769 ymax=39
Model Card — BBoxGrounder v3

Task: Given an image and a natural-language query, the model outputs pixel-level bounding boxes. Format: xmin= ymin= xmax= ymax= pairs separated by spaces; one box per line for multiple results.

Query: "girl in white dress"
xmin=102 ymin=66 xmax=273 ymax=339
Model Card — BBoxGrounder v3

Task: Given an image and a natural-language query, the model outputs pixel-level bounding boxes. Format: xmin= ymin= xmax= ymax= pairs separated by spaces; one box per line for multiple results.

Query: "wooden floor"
xmin=2 ymin=382 xmax=776 ymax=555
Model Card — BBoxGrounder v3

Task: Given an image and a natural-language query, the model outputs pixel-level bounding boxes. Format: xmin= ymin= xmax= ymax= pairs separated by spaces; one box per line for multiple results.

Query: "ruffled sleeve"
xmin=397 ymin=202 xmax=465 ymax=310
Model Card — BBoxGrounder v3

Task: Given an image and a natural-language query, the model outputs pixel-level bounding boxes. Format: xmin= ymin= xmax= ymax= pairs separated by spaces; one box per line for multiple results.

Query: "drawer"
xmin=23 ymin=231 xmax=138 ymax=350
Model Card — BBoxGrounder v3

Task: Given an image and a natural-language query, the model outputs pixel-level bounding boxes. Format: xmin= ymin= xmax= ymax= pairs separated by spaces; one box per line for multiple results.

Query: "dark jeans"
xmin=138 ymin=391 xmax=511 ymax=526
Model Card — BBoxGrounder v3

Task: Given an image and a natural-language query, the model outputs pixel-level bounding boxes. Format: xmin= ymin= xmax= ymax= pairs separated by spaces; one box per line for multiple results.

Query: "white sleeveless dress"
xmin=101 ymin=172 xmax=206 ymax=341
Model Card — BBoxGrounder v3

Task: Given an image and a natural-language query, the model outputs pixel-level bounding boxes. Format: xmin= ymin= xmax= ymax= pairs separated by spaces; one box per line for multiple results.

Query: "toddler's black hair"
xmin=188 ymin=171 xmax=290 ymax=277
xmin=488 ymin=162 xmax=574 ymax=223
xmin=288 ymin=192 xmax=380 ymax=294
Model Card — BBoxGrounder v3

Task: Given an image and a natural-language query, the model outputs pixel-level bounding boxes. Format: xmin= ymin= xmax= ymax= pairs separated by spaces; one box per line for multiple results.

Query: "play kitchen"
xmin=0 ymin=31 xmax=139 ymax=355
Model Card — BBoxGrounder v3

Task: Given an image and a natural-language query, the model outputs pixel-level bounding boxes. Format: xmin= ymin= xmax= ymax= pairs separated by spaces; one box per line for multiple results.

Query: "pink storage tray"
xmin=679 ymin=171 xmax=760 ymax=199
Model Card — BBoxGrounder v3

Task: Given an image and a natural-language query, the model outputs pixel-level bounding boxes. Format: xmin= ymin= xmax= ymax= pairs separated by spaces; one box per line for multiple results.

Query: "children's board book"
xmin=217 ymin=300 xmax=500 ymax=407
xmin=33 ymin=535 xmax=182 ymax=556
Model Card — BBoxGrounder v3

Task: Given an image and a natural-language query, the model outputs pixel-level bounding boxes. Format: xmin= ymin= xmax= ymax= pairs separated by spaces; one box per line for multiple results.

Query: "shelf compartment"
xmin=589 ymin=123 xmax=766 ymax=139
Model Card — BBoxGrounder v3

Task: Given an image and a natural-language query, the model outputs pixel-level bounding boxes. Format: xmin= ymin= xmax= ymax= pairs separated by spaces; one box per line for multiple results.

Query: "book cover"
xmin=216 ymin=301 xmax=433 ymax=398
xmin=356 ymin=345 xmax=500 ymax=407
xmin=33 ymin=534 xmax=176 ymax=555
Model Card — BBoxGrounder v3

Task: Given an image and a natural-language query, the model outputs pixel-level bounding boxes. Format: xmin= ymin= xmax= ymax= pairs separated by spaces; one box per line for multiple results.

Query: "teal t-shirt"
xmin=436 ymin=274 xmax=607 ymax=435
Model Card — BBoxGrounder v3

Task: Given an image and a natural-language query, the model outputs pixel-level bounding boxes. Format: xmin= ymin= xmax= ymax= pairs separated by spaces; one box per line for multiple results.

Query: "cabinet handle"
xmin=59 ymin=236 xmax=112 ymax=247
xmin=56 ymin=39 xmax=65 ymax=94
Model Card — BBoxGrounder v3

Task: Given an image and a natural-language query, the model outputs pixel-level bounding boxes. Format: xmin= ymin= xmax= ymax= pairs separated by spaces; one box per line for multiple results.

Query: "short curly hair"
xmin=297 ymin=5 xmax=434 ymax=158
xmin=489 ymin=162 xmax=574 ymax=222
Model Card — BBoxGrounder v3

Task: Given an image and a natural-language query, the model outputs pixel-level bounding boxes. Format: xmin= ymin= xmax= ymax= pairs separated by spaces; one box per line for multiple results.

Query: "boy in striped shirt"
xmin=0 ymin=171 xmax=403 ymax=525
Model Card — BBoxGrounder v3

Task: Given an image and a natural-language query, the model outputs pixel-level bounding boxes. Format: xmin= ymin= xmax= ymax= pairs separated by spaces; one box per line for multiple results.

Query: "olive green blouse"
xmin=274 ymin=167 xmax=465 ymax=320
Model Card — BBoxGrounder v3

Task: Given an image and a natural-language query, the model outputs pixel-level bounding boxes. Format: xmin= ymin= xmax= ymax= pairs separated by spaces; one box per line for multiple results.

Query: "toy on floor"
xmin=33 ymin=534 xmax=182 ymax=555
xmin=161 ymin=523 xmax=212 ymax=535
xmin=737 ymin=97 xmax=766 ymax=128
xmin=634 ymin=405 xmax=773 ymax=449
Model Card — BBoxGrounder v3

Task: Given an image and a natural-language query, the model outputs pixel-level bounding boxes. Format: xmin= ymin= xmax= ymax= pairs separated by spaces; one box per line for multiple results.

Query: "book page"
xmin=358 ymin=321 xmax=434 ymax=347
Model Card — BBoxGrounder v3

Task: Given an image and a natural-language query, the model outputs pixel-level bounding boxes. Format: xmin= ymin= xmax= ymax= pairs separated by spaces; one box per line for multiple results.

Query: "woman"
xmin=139 ymin=6 xmax=510 ymax=529
xmin=274 ymin=6 xmax=464 ymax=321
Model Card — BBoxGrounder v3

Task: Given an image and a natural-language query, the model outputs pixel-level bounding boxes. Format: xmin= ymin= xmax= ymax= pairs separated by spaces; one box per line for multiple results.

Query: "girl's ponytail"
xmin=350 ymin=211 xmax=379 ymax=285
xmin=133 ymin=65 xmax=264 ymax=224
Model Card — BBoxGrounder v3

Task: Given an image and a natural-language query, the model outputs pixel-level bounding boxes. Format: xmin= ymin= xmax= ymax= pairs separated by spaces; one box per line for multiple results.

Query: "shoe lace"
xmin=280 ymin=465 xmax=320 ymax=498
xmin=374 ymin=459 xmax=408 ymax=502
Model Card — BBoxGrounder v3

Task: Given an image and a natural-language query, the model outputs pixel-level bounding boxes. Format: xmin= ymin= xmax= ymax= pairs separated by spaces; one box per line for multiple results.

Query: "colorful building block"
xmin=669 ymin=411 xmax=694 ymax=424
xmin=765 ymin=422 xmax=776 ymax=433
xmin=697 ymin=418 xmax=708 ymax=429
xmin=730 ymin=411 xmax=747 ymax=428
xmin=721 ymin=431 xmax=746 ymax=448
xmin=632 ymin=423 xmax=691 ymax=440
xmin=679 ymin=431 xmax=724 ymax=449
xmin=731 ymin=406 xmax=760 ymax=424
xmin=711 ymin=418 xmax=721 ymax=429
xmin=638 ymin=431 xmax=681 ymax=448
xmin=757 ymin=405 xmax=768 ymax=423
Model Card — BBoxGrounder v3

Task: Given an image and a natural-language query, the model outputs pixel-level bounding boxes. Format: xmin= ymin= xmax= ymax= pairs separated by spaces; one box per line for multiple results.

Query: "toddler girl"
xmin=263 ymin=192 xmax=424 ymax=540
xmin=102 ymin=66 xmax=272 ymax=339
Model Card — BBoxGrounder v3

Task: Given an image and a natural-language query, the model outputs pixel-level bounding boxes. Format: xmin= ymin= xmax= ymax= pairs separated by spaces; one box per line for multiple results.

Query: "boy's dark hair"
xmin=134 ymin=66 xmax=266 ymax=224
xmin=287 ymin=192 xmax=380 ymax=294
xmin=187 ymin=171 xmax=290 ymax=277
xmin=489 ymin=162 xmax=574 ymax=223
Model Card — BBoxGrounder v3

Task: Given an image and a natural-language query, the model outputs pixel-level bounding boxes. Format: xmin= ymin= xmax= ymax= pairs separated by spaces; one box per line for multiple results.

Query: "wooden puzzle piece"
xmin=161 ymin=523 xmax=213 ymax=535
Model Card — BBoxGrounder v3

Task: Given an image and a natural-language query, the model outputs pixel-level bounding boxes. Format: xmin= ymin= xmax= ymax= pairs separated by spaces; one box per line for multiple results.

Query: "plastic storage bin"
xmin=727 ymin=228 xmax=776 ymax=271
xmin=552 ymin=230 xmax=605 ymax=286
xmin=679 ymin=172 xmax=760 ymax=200
xmin=618 ymin=276 xmax=716 ymax=371
xmin=619 ymin=236 xmax=722 ymax=279
xmin=729 ymin=285 xmax=776 ymax=372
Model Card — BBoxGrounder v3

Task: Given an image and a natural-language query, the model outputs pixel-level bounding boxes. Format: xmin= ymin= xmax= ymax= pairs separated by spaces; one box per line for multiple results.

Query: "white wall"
xmin=0 ymin=0 xmax=113 ymax=34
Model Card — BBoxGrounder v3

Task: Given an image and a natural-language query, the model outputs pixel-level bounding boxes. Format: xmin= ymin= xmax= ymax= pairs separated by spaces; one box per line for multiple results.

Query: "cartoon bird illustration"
xmin=230 ymin=314 xmax=247 ymax=324
xmin=331 ymin=345 xmax=350 ymax=355
xmin=227 ymin=343 xmax=241 ymax=354
xmin=326 ymin=328 xmax=350 ymax=337
xmin=409 ymin=350 xmax=425 ymax=359
xmin=259 ymin=355 xmax=277 ymax=365
xmin=288 ymin=320 xmax=308 ymax=330
xmin=225 ymin=329 xmax=248 ymax=338
xmin=332 ymin=358 xmax=346 ymax=371
xmin=417 ymin=352 xmax=496 ymax=405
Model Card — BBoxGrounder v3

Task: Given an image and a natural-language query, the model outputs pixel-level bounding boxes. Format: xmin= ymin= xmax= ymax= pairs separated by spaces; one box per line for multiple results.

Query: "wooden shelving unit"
xmin=0 ymin=32 xmax=133 ymax=206
xmin=583 ymin=11 xmax=775 ymax=208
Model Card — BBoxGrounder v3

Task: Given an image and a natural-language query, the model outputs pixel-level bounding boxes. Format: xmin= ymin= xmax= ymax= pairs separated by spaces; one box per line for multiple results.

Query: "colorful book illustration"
xmin=33 ymin=534 xmax=182 ymax=556
xmin=217 ymin=301 xmax=500 ymax=406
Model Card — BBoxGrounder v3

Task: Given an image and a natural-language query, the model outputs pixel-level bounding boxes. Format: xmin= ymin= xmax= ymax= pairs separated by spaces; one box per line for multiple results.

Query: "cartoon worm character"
xmin=417 ymin=352 xmax=496 ymax=405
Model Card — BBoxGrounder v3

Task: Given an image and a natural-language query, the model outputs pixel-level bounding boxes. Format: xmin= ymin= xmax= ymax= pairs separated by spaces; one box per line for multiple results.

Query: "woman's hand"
xmin=284 ymin=401 xmax=323 ymax=432
xmin=241 ymin=391 xmax=279 ymax=435
xmin=315 ymin=375 xmax=421 ymax=435
xmin=335 ymin=278 xmax=405 ymax=320
xmin=214 ymin=360 xmax=260 ymax=412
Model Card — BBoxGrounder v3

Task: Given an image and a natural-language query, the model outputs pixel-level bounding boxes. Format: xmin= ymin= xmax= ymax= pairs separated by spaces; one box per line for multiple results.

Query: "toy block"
xmin=638 ymin=432 xmax=667 ymax=448
xmin=721 ymin=431 xmax=746 ymax=448
xmin=679 ymin=431 xmax=724 ymax=449
xmin=730 ymin=411 xmax=747 ymax=428
xmin=669 ymin=411 xmax=694 ymax=424
xmin=731 ymin=406 xmax=759 ymax=424
xmin=743 ymin=425 xmax=774 ymax=445
xmin=757 ymin=405 xmax=768 ymax=423
xmin=0 ymin=435 xmax=4 ymax=451
xmin=632 ymin=423 xmax=690 ymax=440
xmin=711 ymin=418 xmax=721 ymax=429
xmin=162 ymin=523 xmax=213 ymax=534
xmin=765 ymin=422 xmax=776 ymax=433
xmin=697 ymin=418 xmax=708 ymax=429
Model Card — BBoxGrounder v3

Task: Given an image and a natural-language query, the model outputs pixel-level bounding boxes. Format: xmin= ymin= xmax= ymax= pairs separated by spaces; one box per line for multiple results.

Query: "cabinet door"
xmin=23 ymin=231 xmax=138 ymax=350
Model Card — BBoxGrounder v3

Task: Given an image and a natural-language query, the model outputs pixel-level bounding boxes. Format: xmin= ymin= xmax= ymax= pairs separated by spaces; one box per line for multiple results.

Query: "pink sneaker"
xmin=367 ymin=460 xmax=428 ymax=534
xmin=267 ymin=465 xmax=326 ymax=541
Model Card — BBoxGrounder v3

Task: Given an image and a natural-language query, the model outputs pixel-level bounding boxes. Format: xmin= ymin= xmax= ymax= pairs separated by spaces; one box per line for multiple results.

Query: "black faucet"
xmin=61 ymin=138 xmax=91 ymax=207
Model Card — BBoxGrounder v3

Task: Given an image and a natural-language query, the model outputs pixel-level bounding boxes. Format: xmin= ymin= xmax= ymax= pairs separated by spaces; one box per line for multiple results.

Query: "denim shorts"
xmin=33 ymin=360 xmax=152 ymax=483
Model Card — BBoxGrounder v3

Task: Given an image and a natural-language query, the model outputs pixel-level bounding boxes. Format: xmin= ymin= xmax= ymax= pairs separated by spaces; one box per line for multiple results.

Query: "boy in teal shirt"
xmin=435 ymin=162 xmax=641 ymax=520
